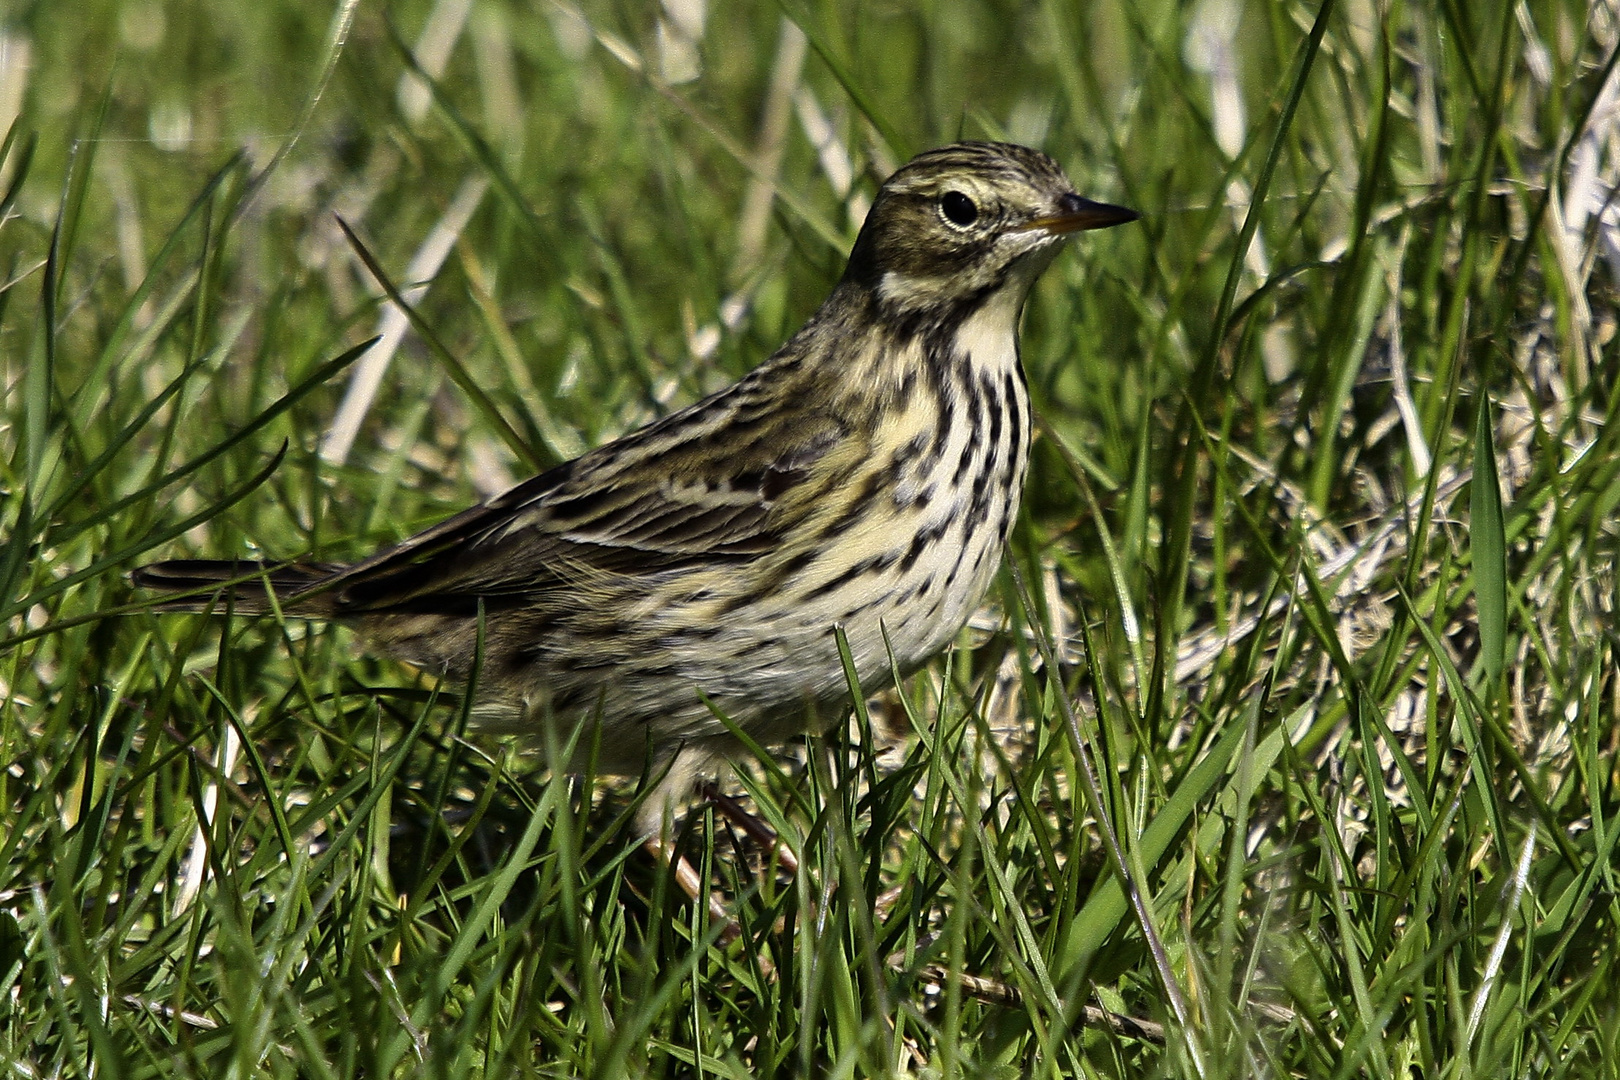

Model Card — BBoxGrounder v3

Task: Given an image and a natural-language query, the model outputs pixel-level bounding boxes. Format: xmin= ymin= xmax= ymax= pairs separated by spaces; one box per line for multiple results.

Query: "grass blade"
xmin=1470 ymin=392 xmax=1507 ymax=685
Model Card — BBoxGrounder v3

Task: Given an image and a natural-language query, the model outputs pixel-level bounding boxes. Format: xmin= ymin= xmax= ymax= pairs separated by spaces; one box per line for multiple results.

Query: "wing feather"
xmin=314 ymin=389 xmax=849 ymax=616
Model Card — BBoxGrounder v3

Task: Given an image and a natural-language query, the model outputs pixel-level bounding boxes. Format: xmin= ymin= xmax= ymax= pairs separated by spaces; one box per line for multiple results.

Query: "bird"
xmin=134 ymin=140 xmax=1138 ymax=832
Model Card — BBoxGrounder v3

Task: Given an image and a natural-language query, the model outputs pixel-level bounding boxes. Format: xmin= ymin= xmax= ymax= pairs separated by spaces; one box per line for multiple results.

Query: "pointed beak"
xmin=1018 ymin=193 xmax=1140 ymax=235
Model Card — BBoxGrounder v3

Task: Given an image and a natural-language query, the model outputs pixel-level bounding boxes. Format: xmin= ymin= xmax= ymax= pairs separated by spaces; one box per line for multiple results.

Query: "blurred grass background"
xmin=2 ymin=0 xmax=1618 ymax=1076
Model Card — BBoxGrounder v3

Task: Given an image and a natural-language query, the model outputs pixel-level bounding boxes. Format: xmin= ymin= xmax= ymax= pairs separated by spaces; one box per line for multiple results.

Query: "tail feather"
xmin=131 ymin=559 xmax=345 ymax=617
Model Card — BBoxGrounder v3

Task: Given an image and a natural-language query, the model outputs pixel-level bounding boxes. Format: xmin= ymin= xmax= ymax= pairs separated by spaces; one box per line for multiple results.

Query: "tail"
xmin=131 ymin=559 xmax=346 ymax=617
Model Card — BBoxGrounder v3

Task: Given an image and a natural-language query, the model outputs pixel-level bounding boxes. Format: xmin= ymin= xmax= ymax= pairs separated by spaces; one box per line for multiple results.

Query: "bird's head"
xmin=842 ymin=141 xmax=1138 ymax=323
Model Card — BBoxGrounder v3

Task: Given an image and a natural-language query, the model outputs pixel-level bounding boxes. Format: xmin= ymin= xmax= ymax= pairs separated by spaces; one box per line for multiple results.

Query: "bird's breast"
xmin=698 ymin=300 xmax=1034 ymax=703
xmin=496 ymin=291 xmax=1038 ymax=752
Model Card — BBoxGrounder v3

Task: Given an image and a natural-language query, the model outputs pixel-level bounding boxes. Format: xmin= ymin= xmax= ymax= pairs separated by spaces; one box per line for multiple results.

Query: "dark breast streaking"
xmin=134 ymin=141 xmax=1137 ymax=818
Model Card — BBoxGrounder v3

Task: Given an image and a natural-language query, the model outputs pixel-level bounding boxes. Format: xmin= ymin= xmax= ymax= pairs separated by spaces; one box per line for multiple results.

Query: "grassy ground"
xmin=2 ymin=0 xmax=1617 ymax=1075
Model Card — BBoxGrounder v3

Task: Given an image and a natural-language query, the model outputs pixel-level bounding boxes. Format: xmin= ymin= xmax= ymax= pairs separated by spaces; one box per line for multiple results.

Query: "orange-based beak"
xmin=1019 ymin=193 xmax=1140 ymax=235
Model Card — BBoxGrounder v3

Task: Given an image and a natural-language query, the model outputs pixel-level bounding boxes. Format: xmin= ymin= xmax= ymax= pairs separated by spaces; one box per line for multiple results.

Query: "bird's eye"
xmin=940 ymin=191 xmax=979 ymax=227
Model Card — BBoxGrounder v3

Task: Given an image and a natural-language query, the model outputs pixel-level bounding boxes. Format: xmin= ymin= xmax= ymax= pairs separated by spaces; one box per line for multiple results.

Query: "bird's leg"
xmin=641 ymin=833 xmax=738 ymax=939
xmin=638 ymin=773 xmax=799 ymax=951
xmin=637 ymin=756 xmax=753 ymax=945
xmin=697 ymin=781 xmax=799 ymax=877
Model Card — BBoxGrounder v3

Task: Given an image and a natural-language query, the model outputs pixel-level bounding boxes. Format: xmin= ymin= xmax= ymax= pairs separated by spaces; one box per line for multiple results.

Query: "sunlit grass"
xmin=1 ymin=1 xmax=1616 ymax=1076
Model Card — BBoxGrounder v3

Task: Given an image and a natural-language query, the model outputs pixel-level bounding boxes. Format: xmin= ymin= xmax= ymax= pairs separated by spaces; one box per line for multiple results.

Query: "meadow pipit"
xmin=136 ymin=141 xmax=1138 ymax=824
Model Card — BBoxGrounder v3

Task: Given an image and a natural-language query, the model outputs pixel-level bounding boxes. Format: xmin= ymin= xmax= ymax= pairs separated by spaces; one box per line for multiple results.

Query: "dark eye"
xmin=941 ymin=191 xmax=978 ymax=227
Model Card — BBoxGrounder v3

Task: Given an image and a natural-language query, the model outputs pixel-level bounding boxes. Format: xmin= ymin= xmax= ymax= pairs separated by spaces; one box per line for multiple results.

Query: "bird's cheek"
xmin=875 ymin=268 xmax=952 ymax=312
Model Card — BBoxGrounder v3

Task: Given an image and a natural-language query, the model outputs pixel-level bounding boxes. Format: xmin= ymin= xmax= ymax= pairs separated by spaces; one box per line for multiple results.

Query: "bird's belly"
xmin=655 ymin=349 xmax=1031 ymax=740
xmin=692 ymin=474 xmax=1024 ymax=726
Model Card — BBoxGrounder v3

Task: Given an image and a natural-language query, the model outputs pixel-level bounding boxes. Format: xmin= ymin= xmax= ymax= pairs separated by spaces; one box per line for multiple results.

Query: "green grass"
xmin=3 ymin=0 xmax=1618 ymax=1075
